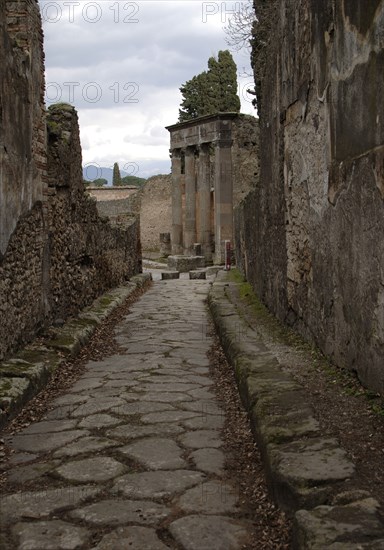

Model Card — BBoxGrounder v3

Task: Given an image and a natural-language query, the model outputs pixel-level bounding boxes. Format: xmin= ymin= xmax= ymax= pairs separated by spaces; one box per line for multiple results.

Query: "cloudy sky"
xmin=39 ymin=0 xmax=256 ymax=179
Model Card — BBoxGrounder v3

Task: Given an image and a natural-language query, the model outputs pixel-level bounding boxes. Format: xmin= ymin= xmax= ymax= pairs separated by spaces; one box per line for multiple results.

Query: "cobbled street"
xmin=0 ymin=273 xmax=258 ymax=549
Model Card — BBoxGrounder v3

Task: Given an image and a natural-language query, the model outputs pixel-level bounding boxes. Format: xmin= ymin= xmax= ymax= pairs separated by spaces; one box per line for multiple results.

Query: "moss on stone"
xmin=48 ymin=102 xmax=74 ymax=112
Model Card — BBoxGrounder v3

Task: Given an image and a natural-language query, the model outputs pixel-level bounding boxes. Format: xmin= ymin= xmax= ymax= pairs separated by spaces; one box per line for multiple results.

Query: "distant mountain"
xmin=83 ymin=165 xmax=128 ymax=185
xmin=83 ymin=160 xmax=171 ymax=183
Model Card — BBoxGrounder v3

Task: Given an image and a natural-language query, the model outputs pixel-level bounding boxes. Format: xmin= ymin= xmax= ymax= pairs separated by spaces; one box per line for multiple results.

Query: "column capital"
xmin=197 ymin=142 xmax=211 ymax=155
xmin=185 ymin=145 xmax=196 ymax=155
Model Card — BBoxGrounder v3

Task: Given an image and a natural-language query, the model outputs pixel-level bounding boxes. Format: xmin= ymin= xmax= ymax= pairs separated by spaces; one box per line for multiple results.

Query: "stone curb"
xmin=0 ymin=273 xmax=151 ymax=430
xmin=208 ymin=271 xmax=384 ymax=549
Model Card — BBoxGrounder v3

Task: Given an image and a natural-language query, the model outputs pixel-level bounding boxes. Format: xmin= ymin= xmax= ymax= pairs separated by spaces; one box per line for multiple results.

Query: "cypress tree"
xmin=178 ymin=50 xmax=240 ymax=122
xmin=112 ymin=162 xmax=122 ymax=186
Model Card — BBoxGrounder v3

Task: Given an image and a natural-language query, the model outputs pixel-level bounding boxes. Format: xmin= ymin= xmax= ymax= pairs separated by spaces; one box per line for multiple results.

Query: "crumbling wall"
xmin=140 ymin=175 xmax=172 ymax=252
xmin=46 ymin=104 xmax=141 ymax=322
xmin=0 ymin=2 xmax=141 ymax=360
xmin=246 ymin=0 xmax=384 ymax=392
xmin=232 ymin=115 xmax=259 ymax=275
xmin=0 ymin=0 xmax=48 ymax=356
xmin=0 ymin=0 xmax=46 ymax=256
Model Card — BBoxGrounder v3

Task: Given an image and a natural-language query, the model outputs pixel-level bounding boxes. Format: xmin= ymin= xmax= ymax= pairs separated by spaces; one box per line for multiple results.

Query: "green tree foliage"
xmin=178 ymin=50 xmax=240 ymax=122
xmin=92 ymin=178 xmax=107 ymax=187
xmin=112 ymin=162 xmax=122 ymax=186
xmin=121 ymin=175 xmax=147 ymax=187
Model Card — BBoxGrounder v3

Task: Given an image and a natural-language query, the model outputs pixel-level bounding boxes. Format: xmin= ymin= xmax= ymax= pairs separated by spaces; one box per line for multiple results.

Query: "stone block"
xmin=167 ymin=255 xmax=205 ymax=272
xmin=189 ymin=270 xmax=206 ymax=280
xmin=193 ymin=243 xmax=202 ymax=256
xmin=293 ymin=497 xmax=384 ymax=549
xmin=161 ymin=271 xmax=180 ymax=280
xmin=159 ymin=232 xmax=171 ymax=256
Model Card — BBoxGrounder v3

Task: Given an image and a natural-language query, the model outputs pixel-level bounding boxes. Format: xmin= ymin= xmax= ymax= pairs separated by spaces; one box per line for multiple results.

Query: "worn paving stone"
xmin=188 ymin=387 xmax=215 ymax=400
xmin=43 ymin=405 xmax=76 ymax=421
xmin=112 ymin=401 xmax=175 ymax=416
xmin=169 ymin=515 xmax=250 ymax=550
xmin=270 ymin=437 xmax=355 ymax=486
xmin=118 ymin=437 xmax=187 ymax=470
xmin=70 ymin=398 xmax=126 ymax=418
xmin=11 ymin=520 xmax=90 ymax=550
xmin=294 ymin=498 xmax=384 ymax=549
xmin=69 ymin=378 xmax=104 ymax=392
xmin=138 ymin=382 xmax=201 ymax=393
xmin=0 ymin=486 xmax=100 ymax=522
xmin=179 ymin=430 xmax=224 ymax=449
xmin=140 ymin=391 xmax=193 ymax=403
xmin=55 ymin=456 xmax=125 ymax=482
xmin=8 ymin=452 xmax=38 ymax=466
xmin=70 ymin=498 xmax=171 ymax=527
xmin=177 ymin=480 xmax=240 ymax=514
xmin=106 ymin=423 xmax=184 ymax=441
xmin=184 ymin=375 xmax=213 ymax=386
xmin=182 ymin=414 xmax=225 ymax=430
xmin=9 ymin=430 xmax=88 ymax=453
xmin=189 ymin=447 xmax=226 ymax=474
xmin=77 ymin=414 xmax=122 ymax=429
xmin=112 ymin=470 xmax=206 ymax=499
xmin=50 ymin=394 xmax=88 ymax=407
xmin=94 ymin=526 xmax=168 ymax=550
xmin=141 ymin=410 xmax=199 ymax=424
xmin=17 ymin=419 xmax=78 ymax=435
xmin=53 ymin=436 xmax=119 ymax=458
xmin=8 ymin=461 xmax=59 ymax=484
xmin=102 ymin=379 xmax=139 ymax=389
xmin=179 ymin=400 xmax=224 ymax=415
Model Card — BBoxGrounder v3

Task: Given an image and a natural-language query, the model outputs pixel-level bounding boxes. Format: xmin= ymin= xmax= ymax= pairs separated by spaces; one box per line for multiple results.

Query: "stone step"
xmin=161 ymin=271 xmax=180 ymax=280
xmin=189 ymin=270 xmax=206 ymax=280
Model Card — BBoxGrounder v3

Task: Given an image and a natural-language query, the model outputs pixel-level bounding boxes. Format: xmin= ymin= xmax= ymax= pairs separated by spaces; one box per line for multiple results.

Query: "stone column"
xmin=214 ymin=137 xmax=233 ymax=264
xmin=184 ymin=146 xmax=196 ymax=253
xmin=197 ymin=143 xmax=212 ymax=262
xmin=171 ymin=148 xmax=183 ymax=254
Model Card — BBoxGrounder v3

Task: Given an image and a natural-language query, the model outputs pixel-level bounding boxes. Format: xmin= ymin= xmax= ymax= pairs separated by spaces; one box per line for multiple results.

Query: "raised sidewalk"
xmin=209 ymin=271 xmax=384 ymax=549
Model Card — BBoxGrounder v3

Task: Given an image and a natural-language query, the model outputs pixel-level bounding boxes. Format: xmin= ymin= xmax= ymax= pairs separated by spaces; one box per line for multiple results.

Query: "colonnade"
xmin=167 ymin=114 xmax=236 ymax=265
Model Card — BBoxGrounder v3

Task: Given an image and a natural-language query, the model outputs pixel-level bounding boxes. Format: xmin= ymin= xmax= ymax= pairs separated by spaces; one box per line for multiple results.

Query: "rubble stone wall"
xmin=0 ymin=1 xmax=141 ymax=360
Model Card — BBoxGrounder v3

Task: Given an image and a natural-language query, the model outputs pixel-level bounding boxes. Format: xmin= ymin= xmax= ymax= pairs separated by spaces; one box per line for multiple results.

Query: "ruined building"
xmin=236 ymin=0 xmax=384 ymax=393
xmin=0 ymin=0 xmax=141 ymax=361
xmin=167 ymin=113 xmax=259 ymax=265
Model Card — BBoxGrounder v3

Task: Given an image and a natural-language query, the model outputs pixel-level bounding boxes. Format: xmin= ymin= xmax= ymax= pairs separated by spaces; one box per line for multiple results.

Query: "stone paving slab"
xmin=293 ymin=497 xmax=384 ymax=549
xmin=55 ymin=456 xmax=126 ymax=482
xmin=0 ymin=274 xmax=151 ymax=429
xmin=118 ymin=437 xmax=187 ymax=469
xmin=0 ymin=272 xmax=256 ymax=549
xmin=94 ymin=526 xmax=169 ymax=550
xmin=69 ymin=498 xmax=171 ymax=526
xmin=169 ymin=515 xmax=250 ymax=550
xmin=0 ymin=486 xmax=101 ymax=522
xmin=11 ymin=520 xmax=90 ymax=550
xmin=111 ymin=469 xmax=206 ymax=500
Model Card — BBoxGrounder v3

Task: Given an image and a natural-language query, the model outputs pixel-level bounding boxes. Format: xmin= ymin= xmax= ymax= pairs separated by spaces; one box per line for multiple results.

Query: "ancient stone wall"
xmin=245 ymin=0 xmax=384 ymax=392
xmin=232 ymin=114 xmax=259 ymax=208
xmin=87 ymin=187 xmax=139 ymax=202
xmin=46 ymin=104 xmax=141 ymax=322
xmin=232 ymin=115 xmax=259 ymax=275
xmin=139 ymin=175 xmax=172 ymax=253
xmin=0 ymin=4 xmax=141 ymax=360
xmin=0 ymin=0 xmax=46 ymax=257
